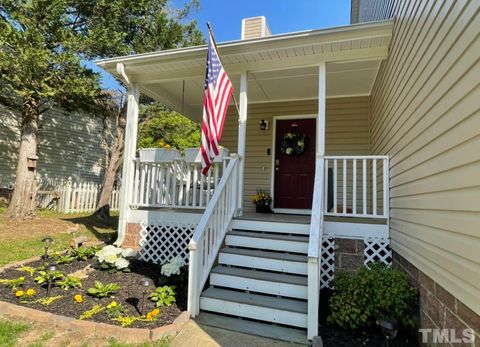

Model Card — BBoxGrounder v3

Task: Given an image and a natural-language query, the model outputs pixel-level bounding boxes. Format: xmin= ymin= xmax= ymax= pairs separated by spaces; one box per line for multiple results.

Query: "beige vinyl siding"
xmin=0 ymin=104 xmax=110 ymax=187
xmin=221 ymin=96 xmax=370 ymax=212
xmin=366 ymin=0 xmax=480 ymax=315
xmin=242 ymin=17 xmax=264 ymax=39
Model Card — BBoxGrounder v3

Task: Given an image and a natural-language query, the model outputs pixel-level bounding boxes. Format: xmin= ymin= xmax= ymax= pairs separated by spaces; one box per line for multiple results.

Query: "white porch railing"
xmin=187 ymin=155 xmax=240 ymax=316
xmin=130 ymin=158 xmax=229 ymax=209
xmin=324 ymin=156 xmax=389 ymax=218
xmin=307 ymin=157 xmax=325 ymax=340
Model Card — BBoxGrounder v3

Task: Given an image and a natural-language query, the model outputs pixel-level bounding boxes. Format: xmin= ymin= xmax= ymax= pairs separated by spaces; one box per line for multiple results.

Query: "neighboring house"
xmin=96 ymin=0 xmax=479 ymax=343
xmin=0 ymin=104 xmax=112 ymax=188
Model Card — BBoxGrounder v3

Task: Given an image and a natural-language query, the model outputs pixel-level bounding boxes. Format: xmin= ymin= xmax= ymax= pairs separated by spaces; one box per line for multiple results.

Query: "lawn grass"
xmin=0 ymin=319 xmax=30 ymax=347
xmin=107 ymin=337 xmax=171 ymax=347
xmin=0 ymin=209 xmax=118 ymax=266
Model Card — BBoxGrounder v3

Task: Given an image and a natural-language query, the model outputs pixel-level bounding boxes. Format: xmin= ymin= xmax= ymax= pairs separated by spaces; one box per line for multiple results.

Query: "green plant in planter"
xmin=87 ymin=281 xmax=121 ymax=298
xmin=53 ymin=253 xmax=76 ymax=265
xmin=79 ymin=304 xmax=105 ymax=320
xmin=328 ymin=262 xmax=417 ymax=330
xmin=56 ymin=276 xmax=82 ymax=290
xmin=15 ymin=266 xmax=36 ymax=277
xmin=35 ymin=270 xmax=64 ymax=286
xmin=22 ymin=295 xmax=63 ymax=306
xmin=0 ymin=276 xmax=25 ymax=289
xmin=149 ymin=286 xmax=176 ymax=307
xmin=72 ymin=246 xmax=100 ymax=261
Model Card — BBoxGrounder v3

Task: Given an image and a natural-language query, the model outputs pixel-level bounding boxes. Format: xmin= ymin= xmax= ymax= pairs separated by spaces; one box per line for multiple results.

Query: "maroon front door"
xmin=274 ymin=118 xmax=316 ymax=210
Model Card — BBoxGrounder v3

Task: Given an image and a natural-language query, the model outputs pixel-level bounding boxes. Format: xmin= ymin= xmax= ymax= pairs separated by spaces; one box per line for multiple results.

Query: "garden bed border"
xmin=0 ymin=254 xmax=191 ymax=343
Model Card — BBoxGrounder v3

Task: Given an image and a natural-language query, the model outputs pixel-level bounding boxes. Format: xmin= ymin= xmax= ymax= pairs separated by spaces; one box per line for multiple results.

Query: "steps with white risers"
xmin=210 ymin=265 xmax=308 ymax=299
xmin=199 ymin=220 xmax=310 ymax=336
xmin=231 ymin=219 xmax=309 ymax=235
xmin=218 ymin=247 xmax=308 ymax=274
xmin=200 ymin=287 xmax=308 ymax=328
xmin=226 ymin=230 xmax=309 ymax=254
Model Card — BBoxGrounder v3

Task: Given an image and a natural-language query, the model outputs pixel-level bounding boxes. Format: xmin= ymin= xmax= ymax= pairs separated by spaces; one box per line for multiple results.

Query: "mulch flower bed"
xmin=319 ymin=289 xmax=419 ymax=346
xmin=0 ymin=253 xmax=187 ymax=329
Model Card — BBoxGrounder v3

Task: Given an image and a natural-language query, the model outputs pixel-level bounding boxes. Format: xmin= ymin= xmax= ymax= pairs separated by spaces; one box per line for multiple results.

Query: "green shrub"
xmin=328 ymin=262 xmax=417 ymax=330
xmin=35 ymin=271 xmax=64 ymax=285
xmin=149 ymin=286 xmax=176 ymax=307
xmin=87 ymin=281 xmax=121 ymax=298
xmin=0 ymin=277 xmax=25 ymax=289
xmin=56 ymin=276 xmax=82 ymax=290
xmin=72 ymin=246 xmax=100 ymax=261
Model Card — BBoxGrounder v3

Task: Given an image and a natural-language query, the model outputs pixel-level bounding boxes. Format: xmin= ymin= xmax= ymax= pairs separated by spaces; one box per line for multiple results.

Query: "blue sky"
xmin=94 ymin=0 xmax=351 ymax=90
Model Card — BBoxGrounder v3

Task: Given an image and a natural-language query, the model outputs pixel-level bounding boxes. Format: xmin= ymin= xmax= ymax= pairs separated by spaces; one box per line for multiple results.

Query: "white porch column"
xmin=307 ymin=62 xmax=326 ymax=340
xmin=116 ymin=83 xmax=140 ymax=246
xmin=317 ymin=62 xmax=326 ymax=156
xmin=237 ymin=71 xmax=248 ymax=215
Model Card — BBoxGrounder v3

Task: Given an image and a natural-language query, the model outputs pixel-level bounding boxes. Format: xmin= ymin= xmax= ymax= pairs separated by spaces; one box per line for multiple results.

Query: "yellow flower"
xmin=15 ymin=290 xmax=24 ymax=298
xmin=164 ymin=144 xmax=171 ymax=149
xmin=151 ymin=308 xmax=160 ymax=317
xmin=107 ymin=301 xmax=118 ymax=309
xmin=26 ymin=288 xmax=36 ymax=296
xmin=146 ymin=312 xmax=153 ymax=320
xmin=74 ymin=294 xmax=83 ymax=303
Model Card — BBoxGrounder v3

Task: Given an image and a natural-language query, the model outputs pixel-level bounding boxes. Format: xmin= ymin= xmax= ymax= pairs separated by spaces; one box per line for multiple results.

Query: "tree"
xmin=0 ymin=0 xmax=203 ymax=219
xmin=138 ymin=103 xmax=201 ymax=151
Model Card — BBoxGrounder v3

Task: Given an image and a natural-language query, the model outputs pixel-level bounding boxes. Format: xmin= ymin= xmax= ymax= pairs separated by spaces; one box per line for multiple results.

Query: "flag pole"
xmin=206 ymin=22 xmax=241 ymax=117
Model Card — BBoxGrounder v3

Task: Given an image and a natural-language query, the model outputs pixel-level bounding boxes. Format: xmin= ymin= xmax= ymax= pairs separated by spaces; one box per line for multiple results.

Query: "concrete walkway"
xmin=172 ymin=320 xmax=305 ymax=347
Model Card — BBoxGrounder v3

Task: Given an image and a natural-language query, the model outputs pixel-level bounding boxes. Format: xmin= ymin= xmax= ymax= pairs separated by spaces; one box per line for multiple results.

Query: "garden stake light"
xmin=45 ymin=263 xmax=57 ymax=297
xmin=376 ymin=318 xmax=398 ymax=347
xmin=41 ymin=236 xmax=54 ymax=264
xmin=139 ymin=278 xmax=152 ymax=315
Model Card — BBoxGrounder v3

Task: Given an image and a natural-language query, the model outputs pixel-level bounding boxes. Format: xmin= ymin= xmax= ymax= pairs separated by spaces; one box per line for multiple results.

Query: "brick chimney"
xmin=241 ymin=16 xmax=271 ymax=39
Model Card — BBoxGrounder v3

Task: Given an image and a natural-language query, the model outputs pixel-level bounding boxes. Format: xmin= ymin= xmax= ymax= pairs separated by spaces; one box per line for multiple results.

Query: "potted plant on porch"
xmin=252 ymin=190 xmax=272 ymax=213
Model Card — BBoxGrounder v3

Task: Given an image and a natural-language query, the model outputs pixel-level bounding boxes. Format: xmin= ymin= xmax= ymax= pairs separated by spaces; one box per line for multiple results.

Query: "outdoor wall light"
xmin=376 ymin=318 xmax=398 ymax=346
xmin=41 ymin=236 xmax=54 ymax=264
xmin=45 ymin=263 xmax=57 ymax=297
xmin=260 ymin=119 xmax=268 ymax=130
xmin=139 ymin=278 xmax=152 ymax=315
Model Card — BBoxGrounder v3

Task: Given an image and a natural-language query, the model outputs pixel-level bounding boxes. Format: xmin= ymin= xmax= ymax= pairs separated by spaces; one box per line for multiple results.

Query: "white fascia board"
xmin=95 ymin=20 xmax=393 ymax=74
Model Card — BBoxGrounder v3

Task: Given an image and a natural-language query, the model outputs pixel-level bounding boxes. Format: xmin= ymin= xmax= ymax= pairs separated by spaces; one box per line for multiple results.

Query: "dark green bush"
xmin=328 ymin=262 xmax=417 ymax=330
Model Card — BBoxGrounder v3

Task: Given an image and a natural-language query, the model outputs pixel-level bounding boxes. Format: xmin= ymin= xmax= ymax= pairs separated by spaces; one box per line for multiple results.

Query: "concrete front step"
xmin=218 ymin=247 xmax=308 ymax=275
xmin=210 ymin=265 xmax=308 ymax=299
xmin=226 ymin=230 xmax=309 ymax=254
xmin=200 ymin=287 xmax=308 ymax=328
xmin=194 ymin=312 xmax=310 ymax=345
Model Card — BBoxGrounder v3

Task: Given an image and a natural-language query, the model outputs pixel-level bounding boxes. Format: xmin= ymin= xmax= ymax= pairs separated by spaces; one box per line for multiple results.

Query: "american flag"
xmin=201 ymin=32 xmax=233 ymax=175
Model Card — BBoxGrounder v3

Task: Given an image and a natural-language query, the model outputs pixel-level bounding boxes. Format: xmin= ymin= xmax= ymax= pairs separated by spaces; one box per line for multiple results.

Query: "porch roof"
xmin=96 ymin=20 xmax=393 ymax=121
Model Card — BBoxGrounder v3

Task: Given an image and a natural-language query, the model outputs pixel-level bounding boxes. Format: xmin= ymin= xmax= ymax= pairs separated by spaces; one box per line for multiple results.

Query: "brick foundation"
xmin=393 ymin=251 xmax=479 ymax=346
xmin=123 ymin=223 xmax=141 ymax=250
xmin=335 ymin=238 xmax=365 ymax=272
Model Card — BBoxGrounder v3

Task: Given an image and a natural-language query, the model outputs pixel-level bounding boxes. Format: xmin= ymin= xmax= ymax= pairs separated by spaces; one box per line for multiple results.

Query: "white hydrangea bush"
xmin=95 ymin=245 xmax=137 ymax=272
xmin=161 ymin=256 xmax=185 ymax=277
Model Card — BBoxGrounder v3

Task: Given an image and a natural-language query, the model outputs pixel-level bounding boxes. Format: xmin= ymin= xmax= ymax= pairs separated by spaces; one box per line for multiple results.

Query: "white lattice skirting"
xmin=138 ymin=221 xmax=196 ymax=264
xmin=321 ymin=236 xmax=335 ymax=289
xmin=364 ymin=237 xmax=392 ymax=267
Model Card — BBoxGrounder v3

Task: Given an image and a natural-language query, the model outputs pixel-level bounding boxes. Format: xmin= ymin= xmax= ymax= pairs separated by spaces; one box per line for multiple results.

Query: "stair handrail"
xmin=187 ymin=154 xmax=240 ymax=317
xmin=307 ymin=155 xmax=325 ymax=340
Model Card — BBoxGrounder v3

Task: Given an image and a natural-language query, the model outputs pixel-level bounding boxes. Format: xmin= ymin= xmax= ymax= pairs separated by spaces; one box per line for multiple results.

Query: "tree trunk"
xmin=94 ymin=109 xmax=126 ymax=219
xmin=6 ymin=98 xmax=40 ymax=219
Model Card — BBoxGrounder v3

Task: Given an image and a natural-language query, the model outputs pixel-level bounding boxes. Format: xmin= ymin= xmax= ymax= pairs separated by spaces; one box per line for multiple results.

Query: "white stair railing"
xmin=187 ymin=155 xmax=240 ymax=316
xmin=307 ymin=156 xmax=325 ymax=340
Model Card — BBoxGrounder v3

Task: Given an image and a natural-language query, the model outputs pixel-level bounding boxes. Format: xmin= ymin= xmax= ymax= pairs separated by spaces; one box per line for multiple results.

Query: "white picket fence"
xmin=37 ymin=177 xmax=120 ymax=213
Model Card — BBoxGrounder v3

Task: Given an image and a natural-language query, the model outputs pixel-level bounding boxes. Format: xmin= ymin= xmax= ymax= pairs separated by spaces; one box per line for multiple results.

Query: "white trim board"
xmin=323 ymin=221 xmax=389 ymax=239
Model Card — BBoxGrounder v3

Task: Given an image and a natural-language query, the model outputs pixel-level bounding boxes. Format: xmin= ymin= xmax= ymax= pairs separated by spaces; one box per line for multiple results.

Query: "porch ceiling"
xmin=96 ymin=20 xmax=393 ymax=121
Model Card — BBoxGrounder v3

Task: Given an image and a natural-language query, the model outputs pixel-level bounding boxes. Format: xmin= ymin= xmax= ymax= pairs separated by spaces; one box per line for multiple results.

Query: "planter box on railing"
xmin=184 ymin=147 xmax=229 ymax=163
xmin=139 ymin=148 xmax=181 ymax=162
